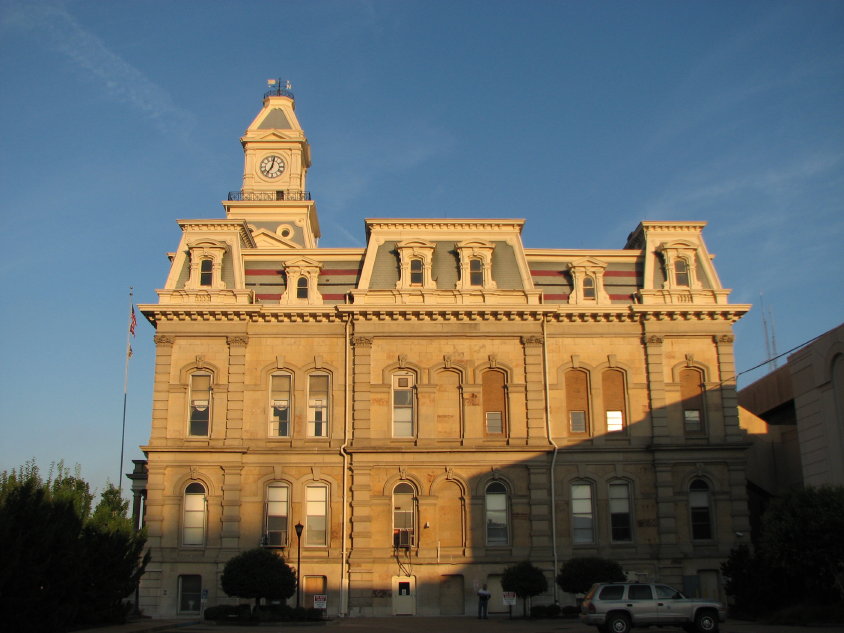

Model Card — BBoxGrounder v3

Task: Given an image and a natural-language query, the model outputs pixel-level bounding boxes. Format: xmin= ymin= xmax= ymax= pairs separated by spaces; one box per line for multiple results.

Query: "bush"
xmin=203 ymin=604 xmax=242 ymax=621
xmin=556 ymin=556 xmax=625 ymax=595
xmin=530 ymin=603 xmax=561 ymax=618
xmin=306 ymin=607 xmax=324 ymax=620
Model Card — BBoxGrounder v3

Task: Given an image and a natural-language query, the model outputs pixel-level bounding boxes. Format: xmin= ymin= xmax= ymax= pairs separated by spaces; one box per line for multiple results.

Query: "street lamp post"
xmin=295 ymin=522 xmax=304 ymax=608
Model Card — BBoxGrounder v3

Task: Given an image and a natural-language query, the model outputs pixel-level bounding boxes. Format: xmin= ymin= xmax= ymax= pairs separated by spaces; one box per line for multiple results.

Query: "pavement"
xmin=73 ymin=616 xmax=844 ymax=633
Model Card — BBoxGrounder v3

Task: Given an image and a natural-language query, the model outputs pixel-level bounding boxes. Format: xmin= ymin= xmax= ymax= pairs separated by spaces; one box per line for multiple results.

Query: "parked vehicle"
xmin=580 ymin=582 xmax=725 ymax=633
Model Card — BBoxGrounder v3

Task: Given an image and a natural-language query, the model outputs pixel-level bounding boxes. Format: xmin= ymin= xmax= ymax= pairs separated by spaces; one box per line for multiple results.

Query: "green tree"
xmin=221 ymin=548 xmax=297 ymax=608
xmin=501 ymin=561 xmax=548 ymax=617
xmin=556 ymin=556 xmax=625 ymax=595
xmin=0 ymin=462 xmax=148 ymax=631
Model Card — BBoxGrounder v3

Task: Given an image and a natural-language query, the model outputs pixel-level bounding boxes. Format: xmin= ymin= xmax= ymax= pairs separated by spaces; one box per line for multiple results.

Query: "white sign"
xmin=313 ymin=594 xmax=328 ymax=609
xmin=502 ymin=591 xmax=517 ymax=606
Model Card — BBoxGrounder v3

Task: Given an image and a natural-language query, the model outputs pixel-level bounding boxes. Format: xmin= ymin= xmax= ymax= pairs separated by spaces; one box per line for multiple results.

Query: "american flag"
xmin=130 ymin=305 xmax=137 ymax=337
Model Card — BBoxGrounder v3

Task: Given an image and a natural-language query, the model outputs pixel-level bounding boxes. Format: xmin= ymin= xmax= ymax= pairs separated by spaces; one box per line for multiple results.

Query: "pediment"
xmin=569 ymin=256 xmax=608 ymax=270
xmin=250 ymin=228 xmax=298 ymax=249
xmin=283 ymin=256 xmax=322 ymax=269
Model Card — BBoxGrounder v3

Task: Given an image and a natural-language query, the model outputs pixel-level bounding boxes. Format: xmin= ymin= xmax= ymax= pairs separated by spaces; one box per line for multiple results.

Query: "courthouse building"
xmin=137 ymin=86 xmax=751 ymax=617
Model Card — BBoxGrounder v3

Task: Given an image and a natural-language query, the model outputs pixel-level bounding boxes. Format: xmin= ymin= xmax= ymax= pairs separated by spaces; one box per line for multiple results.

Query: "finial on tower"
xmin=265 ymin=78 xmax=294 ymax=100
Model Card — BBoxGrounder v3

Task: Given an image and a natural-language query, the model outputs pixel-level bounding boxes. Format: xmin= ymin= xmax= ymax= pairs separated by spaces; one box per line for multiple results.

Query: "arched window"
xmin=305 ymin=484 xmax=328 ymax=546
xmin=602 ymin=369 xmax=627 ymax=432
xmin=482 ymin=370 xmax=507 ymax=435
xmin=269 ymin=372 xmax=292 ymax=437
xmin=199 ymin=259 xmax=213 ymax=287
xmin=485 ymin=481 xmax=509 ymax=545
xmin=469 ymin=258 xmax=484 ymax=286
xmin=307 ymin=373 xmax=329 ymax=437
xmin=393 ymin=482 xmax=416 ymax=548
xmin=583 ymin=275 xmax=596 ymax=299
xmin=264 ymin=483 xmax=289 ymax=547
xmin=675 ymin=259 xmax=690 ymax=287
xmin=565 ymin=369 xmax=590 ymax=434
xmin=689 ymin=479 xmax=713 ymax=540
xmin=296 ymin=276 xmax=309 ymax=299
xmin=680 ymin=368 xmax=705 ymax=433
xmin=188 ymin=373 xmax=212 ymax=437
xmin=183 ymin=482 xmax=206 ymax=546
xmin=609 ymin=481 xmax=632 ymax=542
xmin=571 ymin=481 xmax=595 ymax=544
xmin=410 ymin=258 xmax=423 ymax=286
xmin=392 ymin=372 xmax=416 ymax=437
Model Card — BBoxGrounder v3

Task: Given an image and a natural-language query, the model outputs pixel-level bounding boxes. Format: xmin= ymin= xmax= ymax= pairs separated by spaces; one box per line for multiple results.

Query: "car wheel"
xmin=606 ymin=613 xmax=631 ymax=633
xmin=695 ymin=609 xmax=719 ymax=633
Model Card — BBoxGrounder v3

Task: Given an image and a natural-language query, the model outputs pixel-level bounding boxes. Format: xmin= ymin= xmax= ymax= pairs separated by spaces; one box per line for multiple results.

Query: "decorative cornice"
xmin=177 ymin=219 xmax=256 ymax=248
xmin=153 ymin=335 xmax=175 ymax=345
xmin=714 ymin=334 xmax=735 ymax=344
xmin=351 ymin=336 xmax=373 ymax=347
xmin=227 ymin=335 xmax=249 ymax=347
xmin=521 ymin=335 xmax=544 ymax=346
xmin=643 ymin=334 xmax=664 ymax=345
xmin=365 ymin=218 xmax=525 ymax=233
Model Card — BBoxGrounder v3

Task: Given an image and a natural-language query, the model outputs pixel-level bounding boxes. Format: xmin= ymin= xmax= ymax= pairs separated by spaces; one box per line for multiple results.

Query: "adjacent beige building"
xmin=137 ymin=87 xmax=752 ymax=617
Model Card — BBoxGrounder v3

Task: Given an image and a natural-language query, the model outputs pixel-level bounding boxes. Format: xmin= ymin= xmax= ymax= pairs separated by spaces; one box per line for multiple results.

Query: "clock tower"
xmin=223 ymin=81 xmax=320 ymax=247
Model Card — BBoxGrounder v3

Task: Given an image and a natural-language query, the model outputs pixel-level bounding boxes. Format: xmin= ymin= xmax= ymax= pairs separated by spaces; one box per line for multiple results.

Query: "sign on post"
xmin=502 ymin=591 xmax=517 ymax=606
xmin=313 ymin=594 xmax=328 ymax=610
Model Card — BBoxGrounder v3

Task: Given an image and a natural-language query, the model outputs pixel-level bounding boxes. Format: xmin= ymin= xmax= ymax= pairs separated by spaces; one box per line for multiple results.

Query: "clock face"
xmin=260 ymin=155 xmax=286 ymax=178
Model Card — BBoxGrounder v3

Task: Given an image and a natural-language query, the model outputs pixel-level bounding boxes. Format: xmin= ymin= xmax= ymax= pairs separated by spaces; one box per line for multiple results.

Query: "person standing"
xmin=477 ymin=584 xmax=491 ymax=619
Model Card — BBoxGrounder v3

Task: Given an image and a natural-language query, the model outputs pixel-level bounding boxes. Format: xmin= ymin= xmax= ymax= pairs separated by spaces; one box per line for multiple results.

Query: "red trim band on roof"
xmin=543 ymin=294 xmax=570 ymax=300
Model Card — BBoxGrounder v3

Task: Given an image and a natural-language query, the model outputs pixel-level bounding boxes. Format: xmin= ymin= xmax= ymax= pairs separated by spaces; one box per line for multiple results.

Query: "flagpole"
xmin=119 ymin=287 xmax=135 ymax=494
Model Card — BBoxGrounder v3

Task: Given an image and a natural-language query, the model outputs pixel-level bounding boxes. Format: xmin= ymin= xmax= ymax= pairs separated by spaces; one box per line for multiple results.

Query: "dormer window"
xmin=675 ymin=259 xmax=690 ymax=287
xmin=469 ymin=259 xmax=484 ymax=286
xmin=456 ymin=241 xmax=496 ymax=290
xmin=410 ymin=259 xmax=424 ymax=286
xmin=297 ymin=277 xmax=309 ymax=299
xmin=582 ymin=276 xmax=596 ymax=299
xmin=199 ymin=260 xmax=213 ymax=287
xmin=396 ymin=241 xmax=435 ymax=290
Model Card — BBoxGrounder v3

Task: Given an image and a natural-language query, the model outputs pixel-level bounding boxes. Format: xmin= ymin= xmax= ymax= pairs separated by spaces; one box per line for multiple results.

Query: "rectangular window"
xmin=571 ymin=483 xmax=594 ymax=544
xmin=306 ymin=485 xmax=327 ymax=546
xmin=606 ymin=410 xmax=624 ymax=432
xmin=684 ymin=409 xmax=702 ymax=431
xmin=680 ymin=369 xmax=705 ymax=433
xmin=393 ymin=374 xmax=415 ymax=437
xmin=270 ymin=374 xmax=291 ymax=437
xmin=178 ymin=575 xmax=202 ymax=613
xmin=265 ymin=485 xmax=288 ymax=547
xmin=199 ymin=260 xmax=213 ymax=287
xmin=569 ymin=410 xmax=587 ymax=433
xmin=485 ymin=411 xmax=503 ymax=434
xmin=609 ymin=482 xmax=632 ymax=542
xmin=410 ymin=259 xmax=423 ymax=286
xmin=469 ymin=259 xmax=484 ymax=286
xmin=189 ymin=373 xmax=211 ymax=436
xmin=308 ymin=374 xmax=329 ymax=437
xmin=485 ymin=484 xmax=509 ymax=545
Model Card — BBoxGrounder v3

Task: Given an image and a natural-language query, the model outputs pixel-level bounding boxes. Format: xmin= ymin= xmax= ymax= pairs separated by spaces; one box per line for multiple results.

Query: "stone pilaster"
xmin=713 ymin=334 xmax=743 ymax=442
xmin=151 ymin=335 xmax=175 ymax=440
xmin=225 ymin=336 xmax=248 ymax=444
xmin=654 ymin=462 xmax=681 ymax=559
xmin=220 ymin=465 xmax=243 ymax=550
xmin=351 ymin=336 xmax=373 ymax=443
xmin=642 ymin=334 xmax=669 ymax=442
xmin=521 ymin=335 xmax=548 ymax=446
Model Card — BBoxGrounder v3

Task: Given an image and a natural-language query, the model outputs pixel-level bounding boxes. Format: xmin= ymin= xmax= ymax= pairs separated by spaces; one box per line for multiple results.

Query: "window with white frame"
xmin=269 ymin=373 xmax=292 ymax=437
xmin=582 ymin=275 xmax=596 ymax=299
xmin=307 ymin=374 xmax=329 ymax=437
xmin=188 ymin=373 xmax=211 ymax=437
xmin=264 ymin=483 xmax=289 ymax=547
xmin=392 ymin=482 xmax=415 ymax=548
xmin=409 ymin=258 xmax=424 ymax=286
xmin=199 ymin=259 xmax=213 ymax=287
xmin=392 ymin=372 xmax=415 ymax=437
xmin=469 ymin=258 xmax=484 ymax=286
xmin=485 ymin=481 xmax=509 ymax=545
xmin=296 ymin=276 xmax=309 ymax=299
xmin=182 ymin=482 xmax=206 ymax=546
xmin=609 ymin=481 xmax=632 ymax=542
xmin=571 ymin=482 xmax=594 ymax=544
xmin=689 ymin=479 xmax=713 ymax=540
xmin=674 ymin=258 xmax=690 ymax=287
xmin=305 ymin=484 xmax=328 ymax=546
xmin=178 ymin=575 xmax=202 ymax=613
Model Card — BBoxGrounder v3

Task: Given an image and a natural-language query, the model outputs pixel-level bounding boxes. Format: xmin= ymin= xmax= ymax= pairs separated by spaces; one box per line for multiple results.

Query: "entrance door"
xmin=440 ymin=575 xmax=464 ymax=615
xmin=392 ymin=576 xmax=416 ymax=615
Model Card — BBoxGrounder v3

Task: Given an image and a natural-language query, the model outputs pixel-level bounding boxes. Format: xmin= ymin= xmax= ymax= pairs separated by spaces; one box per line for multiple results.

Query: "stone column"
xmin=151 ymin=335 xmax=174 ymax=440
xmin=220 ymin=465 xmax=243 ymax=551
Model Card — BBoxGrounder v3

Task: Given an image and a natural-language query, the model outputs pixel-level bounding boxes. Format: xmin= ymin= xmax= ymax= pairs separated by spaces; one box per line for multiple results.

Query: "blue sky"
xmin=1 ymin=0 xmax=842 ymax=495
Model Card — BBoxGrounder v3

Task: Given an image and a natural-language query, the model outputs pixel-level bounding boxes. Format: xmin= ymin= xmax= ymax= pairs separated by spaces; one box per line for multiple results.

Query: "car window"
xmin=598 ymin=585 xmax=625 ymax=600
xmin=628 ymin=584 xmax=653 ymax=600
xmin=655 ymin=585 xmax=682 ymax=599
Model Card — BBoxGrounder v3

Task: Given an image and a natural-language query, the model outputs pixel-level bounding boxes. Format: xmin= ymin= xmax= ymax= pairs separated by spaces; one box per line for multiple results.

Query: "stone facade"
xmin=136 ymin=88 xmax=752 ymax=617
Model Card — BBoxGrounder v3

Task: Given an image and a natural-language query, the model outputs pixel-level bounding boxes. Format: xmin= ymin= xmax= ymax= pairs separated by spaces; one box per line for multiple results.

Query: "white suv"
xmin=580 ymin=582 xmax=725 ymax=633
